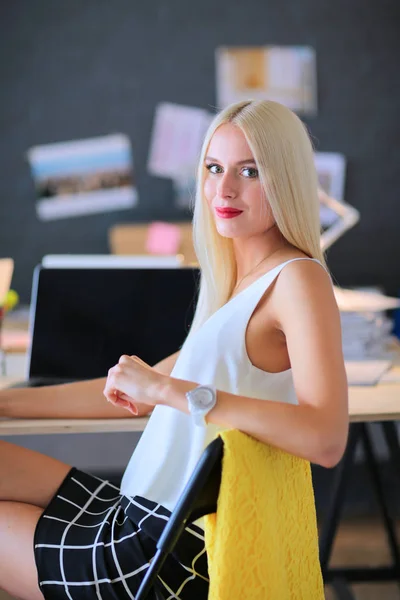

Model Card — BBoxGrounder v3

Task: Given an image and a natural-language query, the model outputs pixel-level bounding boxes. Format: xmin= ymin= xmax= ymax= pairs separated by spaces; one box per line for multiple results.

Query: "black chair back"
xmin=136 ymin=436 xmax=224 ymax=600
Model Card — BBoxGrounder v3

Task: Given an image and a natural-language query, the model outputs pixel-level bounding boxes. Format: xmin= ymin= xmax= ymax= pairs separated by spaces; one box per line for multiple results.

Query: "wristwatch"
xmin=186 ymin=384 xmax=217 ymax=427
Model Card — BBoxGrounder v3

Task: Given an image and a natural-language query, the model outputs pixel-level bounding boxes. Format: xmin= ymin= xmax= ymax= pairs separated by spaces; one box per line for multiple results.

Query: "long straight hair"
xmin=189 ymin=100 xmax=326 ymax=335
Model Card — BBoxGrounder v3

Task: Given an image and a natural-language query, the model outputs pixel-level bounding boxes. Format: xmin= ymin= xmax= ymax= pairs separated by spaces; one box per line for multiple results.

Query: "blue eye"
xmin=242 ymin=167 xmax=259 ymax=178
xmin=205 ymin=163 xmax=223 ymax=174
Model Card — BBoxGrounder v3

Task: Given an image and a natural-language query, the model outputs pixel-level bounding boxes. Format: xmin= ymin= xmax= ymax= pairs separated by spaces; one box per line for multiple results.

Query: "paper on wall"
xmin=173 ymin=176 xmax=197 ymax=210
xmin=27 ymin=134 xmax=138 ymax=221
xmin=314 ymin=153 xmax=346 ymax=201
xmin=148 ymin=102 xmax=213 ymax=180
xmin=216 ymin=45 xmax=317 ymax=115
xmin=314 ymin=153 xmax=350 ymax=244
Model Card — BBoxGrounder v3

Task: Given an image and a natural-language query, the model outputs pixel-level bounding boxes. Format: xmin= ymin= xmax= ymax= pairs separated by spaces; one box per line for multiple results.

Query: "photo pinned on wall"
xmin=314 ymin=151 xmax=348 ymax=233
xmin=173 ymin=176 xmax=197 ymax=210
xmin=147 ymin=102 xmax=213 ymax=208
xmin=216 ymin=46 xmax=317 ymax=116
xmin=27 ymin=134 xmax=138 ymax=221
xmin=314 ymin=152 xmax=346 ymax=201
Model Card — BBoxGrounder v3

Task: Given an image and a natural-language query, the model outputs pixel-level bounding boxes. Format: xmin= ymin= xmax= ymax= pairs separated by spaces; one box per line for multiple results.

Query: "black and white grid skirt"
xmin=34 ymin=468 xmax=209 ymax=600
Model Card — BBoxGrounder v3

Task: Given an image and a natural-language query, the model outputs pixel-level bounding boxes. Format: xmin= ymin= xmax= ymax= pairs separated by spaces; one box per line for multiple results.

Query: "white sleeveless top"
xmin=121 ymin=258 xmax=322 ymax=511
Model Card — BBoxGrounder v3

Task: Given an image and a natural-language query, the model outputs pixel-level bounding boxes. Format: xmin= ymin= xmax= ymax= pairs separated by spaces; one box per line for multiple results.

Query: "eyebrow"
xmin=205 ymin=156 xmax=256 ymax=165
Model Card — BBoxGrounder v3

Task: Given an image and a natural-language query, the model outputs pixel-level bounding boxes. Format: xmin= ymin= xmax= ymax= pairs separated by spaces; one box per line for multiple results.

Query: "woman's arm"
xmin=0 ymin=351 xmax=180 ymax=419
xmin=154 ymin=263 xmax=348 ymax=468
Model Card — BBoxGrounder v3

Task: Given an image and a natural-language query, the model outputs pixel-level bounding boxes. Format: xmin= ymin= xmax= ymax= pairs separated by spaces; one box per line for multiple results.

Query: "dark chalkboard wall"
xmin=1 ymin=0 xmax=399 ymax=302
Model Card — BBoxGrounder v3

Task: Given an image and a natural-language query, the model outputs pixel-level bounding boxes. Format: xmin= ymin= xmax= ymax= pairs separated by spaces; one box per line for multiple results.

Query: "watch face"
xmin=194 ymin=387 xmax=214 ymax=408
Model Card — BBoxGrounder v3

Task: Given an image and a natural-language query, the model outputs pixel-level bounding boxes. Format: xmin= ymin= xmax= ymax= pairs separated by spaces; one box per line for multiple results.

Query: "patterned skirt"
xmin=34 ymin=468 xmax=209 ymax=599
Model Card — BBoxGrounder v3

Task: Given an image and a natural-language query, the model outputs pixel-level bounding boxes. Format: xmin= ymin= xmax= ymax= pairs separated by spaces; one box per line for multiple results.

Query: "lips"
xmin=215 ymin=207 xmax=243 ymax=219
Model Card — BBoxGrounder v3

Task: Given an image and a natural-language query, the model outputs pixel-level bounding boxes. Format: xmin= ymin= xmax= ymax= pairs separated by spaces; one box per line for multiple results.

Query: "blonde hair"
xmin=189 ymin=99 xmax=326 ymax=334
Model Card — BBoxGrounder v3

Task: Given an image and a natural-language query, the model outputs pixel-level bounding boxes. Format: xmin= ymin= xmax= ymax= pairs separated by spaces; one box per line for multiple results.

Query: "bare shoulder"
xmin=271 ymin=258 xmax=337 ymax=330
xmin=280 ymin=256 xmax=331 ymax=285
xmin=268 ymin=257 xmax=347 ymax=416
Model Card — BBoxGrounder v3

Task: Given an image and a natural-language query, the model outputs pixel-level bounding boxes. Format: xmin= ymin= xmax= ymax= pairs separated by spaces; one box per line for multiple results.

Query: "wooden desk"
xmin=0 ymin=377 xmax=147 ymax=435
xmin=1 ymin=368 xmax=399 ymax=436
xmin=0 ymin=415 xmax=149 ymax=436
xmin=348 ymin=367 xmax=400 ymax=422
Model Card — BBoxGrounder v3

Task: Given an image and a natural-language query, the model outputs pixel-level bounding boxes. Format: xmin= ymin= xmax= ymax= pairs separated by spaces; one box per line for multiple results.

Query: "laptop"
xmin=21 ymin=264 xmax=199 ymax=387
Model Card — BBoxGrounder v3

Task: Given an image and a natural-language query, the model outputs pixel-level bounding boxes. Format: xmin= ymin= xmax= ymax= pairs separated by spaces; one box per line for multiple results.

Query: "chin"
xmin=215 ymin=224 xmax=241 ymax=239
xmin=215 ymin=222 xmax=255 ymax=240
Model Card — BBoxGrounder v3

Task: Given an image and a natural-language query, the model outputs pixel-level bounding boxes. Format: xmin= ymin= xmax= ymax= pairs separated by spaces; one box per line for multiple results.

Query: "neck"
xmin=233 ymin=225 xmax=288 ymax=282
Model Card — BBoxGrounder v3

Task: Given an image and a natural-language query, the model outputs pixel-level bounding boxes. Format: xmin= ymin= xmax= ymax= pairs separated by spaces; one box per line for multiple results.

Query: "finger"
xmin=130 ymin=355 xmax=151 ymax=369
xmin=118 ymin=355 xmax=132 ymax=365
xmin=105 ymin=392 xmax=118 ymax=405
xmin=106 ymin=391 xmax=134 ymax=412
xmin=116 ymin=392 xmax=147 ymax=416
xmin=103 ymin=385 xmax=113 ymax=402
xmin=127 ymin=404 xmax=139 ymax=416
xmin=103 ymin=384 xmax=119 ymax=404
xmin=118 ymin=392 xmax=135 ymax=402
xmin=115 ymin=396 xmax=139 ymax=415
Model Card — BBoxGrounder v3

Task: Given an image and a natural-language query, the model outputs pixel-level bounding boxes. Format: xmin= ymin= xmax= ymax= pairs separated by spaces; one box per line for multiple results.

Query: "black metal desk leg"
xmin=361 ymin=423 xmax=400 ymax=578
xmin=382 ymin=421 xmax=400 ymax=478
xmin=330 ymin=577 xmax=356 ymax=600
xmin=319 ymin=423 xmax=361 ymax=575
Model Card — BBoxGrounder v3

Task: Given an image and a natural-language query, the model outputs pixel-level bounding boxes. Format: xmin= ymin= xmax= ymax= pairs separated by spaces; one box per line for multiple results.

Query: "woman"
xmin=0 ymin=99 xmax=348 ymax=599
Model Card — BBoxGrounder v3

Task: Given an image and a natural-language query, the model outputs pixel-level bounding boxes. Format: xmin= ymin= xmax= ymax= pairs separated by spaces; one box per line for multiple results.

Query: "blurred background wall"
xmin=1 ymin=0 xmax=399 ymax=303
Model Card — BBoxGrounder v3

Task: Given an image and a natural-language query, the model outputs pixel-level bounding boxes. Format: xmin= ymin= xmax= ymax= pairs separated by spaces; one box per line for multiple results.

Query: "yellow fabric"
xmin=204 ymin=430 xmax=324 ymax=600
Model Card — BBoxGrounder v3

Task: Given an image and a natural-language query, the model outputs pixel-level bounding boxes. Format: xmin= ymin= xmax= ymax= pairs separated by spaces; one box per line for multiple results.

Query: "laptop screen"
xmin=28 ymin=266 xmax=199 ymax=380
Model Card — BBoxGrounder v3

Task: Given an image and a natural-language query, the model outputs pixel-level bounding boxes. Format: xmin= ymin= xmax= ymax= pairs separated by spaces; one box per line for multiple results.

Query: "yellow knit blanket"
xmin=204 ymin=430 xmax=324 ymax=599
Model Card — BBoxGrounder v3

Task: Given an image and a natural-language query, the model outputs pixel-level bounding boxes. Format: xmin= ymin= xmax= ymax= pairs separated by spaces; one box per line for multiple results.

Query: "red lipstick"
xmin=215 ymin=207 xmax=243 ymax=219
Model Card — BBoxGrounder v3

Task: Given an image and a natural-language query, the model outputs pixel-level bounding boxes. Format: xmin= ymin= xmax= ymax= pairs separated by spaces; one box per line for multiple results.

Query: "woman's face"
xmin=204 ymin=123 xmax=274 ymax=239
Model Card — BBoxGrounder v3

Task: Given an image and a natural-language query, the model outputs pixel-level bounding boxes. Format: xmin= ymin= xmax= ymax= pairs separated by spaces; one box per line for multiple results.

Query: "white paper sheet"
xmin=334 ymin=287 xmax=400 ymax=312
xmin=380 ymin=369 xmax=400 ymax=383
xmin=345 ymin=360 xmax=393 ymax=386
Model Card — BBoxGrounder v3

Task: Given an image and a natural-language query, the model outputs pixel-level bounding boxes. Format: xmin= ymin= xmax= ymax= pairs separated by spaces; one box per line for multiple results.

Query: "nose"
xmin=217 ymin=170 xmax=237 ymax=199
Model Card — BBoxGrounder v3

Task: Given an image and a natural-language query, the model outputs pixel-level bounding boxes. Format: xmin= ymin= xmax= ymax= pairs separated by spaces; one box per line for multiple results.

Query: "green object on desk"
xmin=0 ymin=289 xmax=19 ymax=312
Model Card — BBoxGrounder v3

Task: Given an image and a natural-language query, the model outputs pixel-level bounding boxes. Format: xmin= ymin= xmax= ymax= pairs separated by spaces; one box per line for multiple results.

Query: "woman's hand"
xmin=103 ymin=355 xmax=166 ymax=416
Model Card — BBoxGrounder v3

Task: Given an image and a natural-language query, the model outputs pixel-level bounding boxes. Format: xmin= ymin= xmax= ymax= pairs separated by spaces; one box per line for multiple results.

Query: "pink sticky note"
xmin=145 ymin=222 xmax=181 ymax=255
